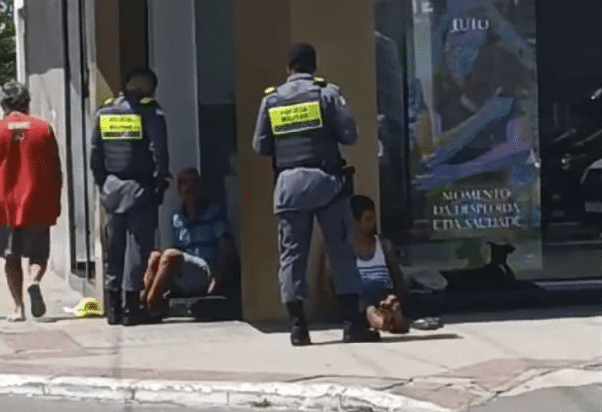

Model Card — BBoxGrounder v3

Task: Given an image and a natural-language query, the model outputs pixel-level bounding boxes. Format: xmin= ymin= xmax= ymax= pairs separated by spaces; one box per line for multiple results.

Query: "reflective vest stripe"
xmin=268 ymin=100 xmax=323 ymax=137
xmin=100 ymin=114 xmax=143 ymax=140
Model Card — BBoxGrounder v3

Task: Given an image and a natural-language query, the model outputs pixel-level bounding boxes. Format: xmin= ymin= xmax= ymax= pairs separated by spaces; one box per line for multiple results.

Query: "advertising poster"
xmin=407 ymin=0 xmax=542 ymax=273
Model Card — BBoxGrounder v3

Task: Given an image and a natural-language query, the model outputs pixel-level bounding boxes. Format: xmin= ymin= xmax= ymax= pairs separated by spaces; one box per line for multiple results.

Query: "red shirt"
xmin=0 ymin=111 xmax=62 ymax=227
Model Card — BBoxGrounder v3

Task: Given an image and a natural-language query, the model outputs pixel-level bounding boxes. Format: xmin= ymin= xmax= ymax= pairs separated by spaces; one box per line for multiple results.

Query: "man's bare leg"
xmin=141 ymin=250 xmax=163 ymax=307
xmin=146 ymin=249 xmax=183 ymax=309
xmin=4 ymin=257 xmax=25 ymax=321
xmin=28 ymin=262 xmax=47 ymax=284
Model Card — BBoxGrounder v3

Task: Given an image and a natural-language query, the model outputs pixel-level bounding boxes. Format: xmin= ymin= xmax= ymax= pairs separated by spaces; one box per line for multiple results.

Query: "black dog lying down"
xmin=440 ymin=242 xmax=530 ymax=293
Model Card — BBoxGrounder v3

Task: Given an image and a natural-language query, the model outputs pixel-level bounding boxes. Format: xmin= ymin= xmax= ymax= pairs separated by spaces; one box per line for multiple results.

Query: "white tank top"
xmin=357 ymin=237 xmax=392 ymax=292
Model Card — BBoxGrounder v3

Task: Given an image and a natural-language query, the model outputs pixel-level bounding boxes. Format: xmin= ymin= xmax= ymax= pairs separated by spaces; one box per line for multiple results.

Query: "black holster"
xmin=341 ymin=166 xmax=355 ymax=196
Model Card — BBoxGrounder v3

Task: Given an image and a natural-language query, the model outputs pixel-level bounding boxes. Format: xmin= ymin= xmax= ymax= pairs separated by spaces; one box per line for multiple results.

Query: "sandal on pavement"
xmin=427 ymin=317 xmax=444 ymax=329
xmin=27 ymin=284 xmax=47 ymax=318
xmin=411 ymin=317 xmax=444 ymax=331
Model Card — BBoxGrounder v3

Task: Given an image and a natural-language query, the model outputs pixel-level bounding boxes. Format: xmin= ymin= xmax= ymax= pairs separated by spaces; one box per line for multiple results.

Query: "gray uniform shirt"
xmin=252 ymin=73 xmax=359 ymax=213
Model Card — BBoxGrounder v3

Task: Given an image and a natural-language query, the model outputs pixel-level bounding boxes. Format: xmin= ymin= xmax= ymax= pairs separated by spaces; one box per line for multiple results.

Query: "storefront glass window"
xmin=375 ymin=0 xmax=602 ymax=288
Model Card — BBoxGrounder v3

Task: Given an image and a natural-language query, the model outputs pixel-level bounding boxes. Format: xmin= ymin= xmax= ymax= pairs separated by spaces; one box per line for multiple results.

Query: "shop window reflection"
xmin=374 ymin=0 xmax=602 ymax=287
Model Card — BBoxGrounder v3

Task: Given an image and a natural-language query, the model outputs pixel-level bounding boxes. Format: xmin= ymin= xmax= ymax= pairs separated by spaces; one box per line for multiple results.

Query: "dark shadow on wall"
xmin=198 ymin=103 xmax=238 ymax=206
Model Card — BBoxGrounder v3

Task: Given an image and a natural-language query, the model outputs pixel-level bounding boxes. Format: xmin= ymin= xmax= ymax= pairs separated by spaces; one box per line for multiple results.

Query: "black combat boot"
xmin=286 ymin=301 xmax=311 ymax=346
xmin=339 ymin=294 xmax=381 ymax=343
xmin=107 ymin=290 xmax=122 ymax=325
xmin=122 ymin=291 xmax=143 ymax=326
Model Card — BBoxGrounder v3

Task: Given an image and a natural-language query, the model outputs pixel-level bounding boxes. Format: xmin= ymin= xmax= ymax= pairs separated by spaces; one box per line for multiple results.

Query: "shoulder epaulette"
xmin=103 ymin=97 xmax=114 ymax=106
xmin=139 ymin=97 xmax=156 ymax=105
xmin=313 ymin=77 xmax=327 ymax=87
xmin=264 ymin=86 xmax=276 ymax=95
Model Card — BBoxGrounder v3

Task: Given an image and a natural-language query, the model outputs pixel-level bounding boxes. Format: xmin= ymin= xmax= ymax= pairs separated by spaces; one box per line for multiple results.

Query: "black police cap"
xmin=287 ymin=43 xmax=317 ymax=73
xmin=126 ymin=67 xmax=158 ymax=89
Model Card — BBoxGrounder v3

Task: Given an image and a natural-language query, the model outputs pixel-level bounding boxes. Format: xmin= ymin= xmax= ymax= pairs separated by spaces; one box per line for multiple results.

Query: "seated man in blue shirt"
xmin=141 ymin=167 xmax=238 ymax=318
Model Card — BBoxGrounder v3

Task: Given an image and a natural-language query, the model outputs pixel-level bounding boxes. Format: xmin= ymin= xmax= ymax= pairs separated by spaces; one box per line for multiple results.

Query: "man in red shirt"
xmin=0 ymin=81 xmax=62 ymax=321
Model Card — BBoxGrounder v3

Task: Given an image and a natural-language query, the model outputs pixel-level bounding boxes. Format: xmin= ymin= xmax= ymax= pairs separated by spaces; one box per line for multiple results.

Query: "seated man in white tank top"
xmin=321 ymin=195 xmax=443 ymax=333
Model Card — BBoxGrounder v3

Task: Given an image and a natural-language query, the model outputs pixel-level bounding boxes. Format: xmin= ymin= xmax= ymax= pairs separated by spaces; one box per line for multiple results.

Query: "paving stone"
xmin=3 ymin=330 xmax=82 ymax=352
xmin=0 ymin=330 xmax=87 ymax=360
xmin=389 ymin=384 xmax=478 ymax=410
xmin=0 ymin=360 xmax=306 ymax=383
xmin=442 ymin=358 xmax=580 ymax=390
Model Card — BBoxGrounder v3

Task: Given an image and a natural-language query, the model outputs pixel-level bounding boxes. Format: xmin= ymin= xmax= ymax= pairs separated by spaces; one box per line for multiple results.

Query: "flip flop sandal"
xmin=6 ymin=312 xmax=26 ymax=322
xmin=27 ymin=284 xmax=47 ymax=318
xmin=426 ymin=317 xmax=444 ymax=329
xmin=411 ymin=317 xmax=443 ymax=331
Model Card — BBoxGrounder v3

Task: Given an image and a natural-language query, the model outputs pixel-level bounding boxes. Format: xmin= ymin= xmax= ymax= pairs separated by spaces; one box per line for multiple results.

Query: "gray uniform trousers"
xmin=101 ymin=175 xmax=158 ymax=293
xmin=277 ymin=195 xmax=362 ymax=303
xmin=104 ymin=203 xmax=156 ymax=292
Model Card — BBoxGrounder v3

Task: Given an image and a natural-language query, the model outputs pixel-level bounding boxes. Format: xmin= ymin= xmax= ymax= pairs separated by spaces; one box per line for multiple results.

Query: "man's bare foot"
xmin=366 ymin=306 xmax=386 ymax=330
xmin=379 ymin=295 xmax=398 ymax=311
xmin=7 ymin=305 xmax=26 ymax=322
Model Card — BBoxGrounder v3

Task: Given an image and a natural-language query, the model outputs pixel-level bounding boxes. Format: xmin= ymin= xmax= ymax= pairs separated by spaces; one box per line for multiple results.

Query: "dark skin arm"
xmin=321 ymin=239 xmax=405 ymax=299
xmin=207 ymin=234 xmax=236 ymax=294
xmin=380 ymin=237 xmax=411 ymax=333
xmin=380 ymin=237 xmax=406 ymax=302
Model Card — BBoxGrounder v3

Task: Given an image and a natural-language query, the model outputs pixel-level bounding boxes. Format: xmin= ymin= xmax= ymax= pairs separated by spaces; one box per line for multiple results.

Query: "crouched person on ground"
xmin=141 ymin=168 xmax=240 ymax=320
xmin=321 ymin=195 xmax=443 ymax=333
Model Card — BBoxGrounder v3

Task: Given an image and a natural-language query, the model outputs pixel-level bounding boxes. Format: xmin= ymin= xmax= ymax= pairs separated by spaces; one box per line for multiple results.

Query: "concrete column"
xmin=13 ymin=0 xmax=26 ymax=84
xmin=234 ymin=0 xmax=378 ymax=321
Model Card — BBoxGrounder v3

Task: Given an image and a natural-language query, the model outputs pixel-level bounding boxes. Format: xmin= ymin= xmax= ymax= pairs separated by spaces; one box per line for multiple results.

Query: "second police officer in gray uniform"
xmin=90 ymin=67 xmax=171 ymax=326
xmin=253 ymin=43 xmax=380 ymax=346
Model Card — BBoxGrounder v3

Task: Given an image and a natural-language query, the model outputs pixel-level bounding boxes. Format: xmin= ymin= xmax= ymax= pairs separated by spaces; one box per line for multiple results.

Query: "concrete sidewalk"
xmin=1 ymin=268 xmax=601 ymax=411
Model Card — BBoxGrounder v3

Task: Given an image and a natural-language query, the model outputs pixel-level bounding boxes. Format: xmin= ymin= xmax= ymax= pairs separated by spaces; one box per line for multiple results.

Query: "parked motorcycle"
xmin=540 ymin=86 xmax=602 ymax=227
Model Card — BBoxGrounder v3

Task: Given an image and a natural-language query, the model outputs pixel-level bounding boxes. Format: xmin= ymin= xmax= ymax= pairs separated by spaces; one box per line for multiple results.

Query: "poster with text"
xmin=407 ymin=0 xmax=542 ymax=272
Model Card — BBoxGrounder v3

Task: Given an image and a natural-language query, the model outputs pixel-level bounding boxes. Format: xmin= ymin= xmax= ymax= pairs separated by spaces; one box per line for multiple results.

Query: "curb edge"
xmin=0 ymin=374 xmax=451 ymax=412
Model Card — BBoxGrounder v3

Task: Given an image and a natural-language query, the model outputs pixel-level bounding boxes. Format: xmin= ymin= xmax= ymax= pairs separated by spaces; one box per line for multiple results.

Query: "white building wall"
xmin=17 ymin=0 xmax=72 ymax=279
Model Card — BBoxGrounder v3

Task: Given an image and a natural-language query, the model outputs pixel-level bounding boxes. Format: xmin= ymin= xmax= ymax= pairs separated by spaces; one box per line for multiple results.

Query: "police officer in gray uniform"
xmin=252 ymin=43 xmax=379 ymax=346
xmin=90 ymin=67 xmax=171 ymax=326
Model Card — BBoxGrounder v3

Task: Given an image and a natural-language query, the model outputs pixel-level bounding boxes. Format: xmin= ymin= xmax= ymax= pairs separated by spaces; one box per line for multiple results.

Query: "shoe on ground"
xmin=411 ymin=317 xmax=444 ymax=331
xmin=27 ymin=284 xmax=46 ymax=318
xmin=107 ymin=309 xmax=122 ymax=325
xmin=343 ymin=321 xmax=381 ymax=343
xmin=290 ymin=324 xmax=311 ymax=346
xmin=106 ymin=291 xmax=122 ymax=325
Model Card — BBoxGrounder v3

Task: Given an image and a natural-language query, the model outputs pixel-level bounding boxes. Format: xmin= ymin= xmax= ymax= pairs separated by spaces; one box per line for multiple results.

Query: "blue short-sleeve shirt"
xmin=171 ymin=203 xmax=231 ymax=267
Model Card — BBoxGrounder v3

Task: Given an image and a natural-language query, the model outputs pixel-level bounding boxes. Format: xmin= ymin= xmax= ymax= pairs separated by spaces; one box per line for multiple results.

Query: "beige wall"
xmin=234 ymin=0 xmax=291 ymax=321
xmin=91 ymin=0 xmax=147 ymax=306
xmin=234 ymin=0 xmax=379 ymax=321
